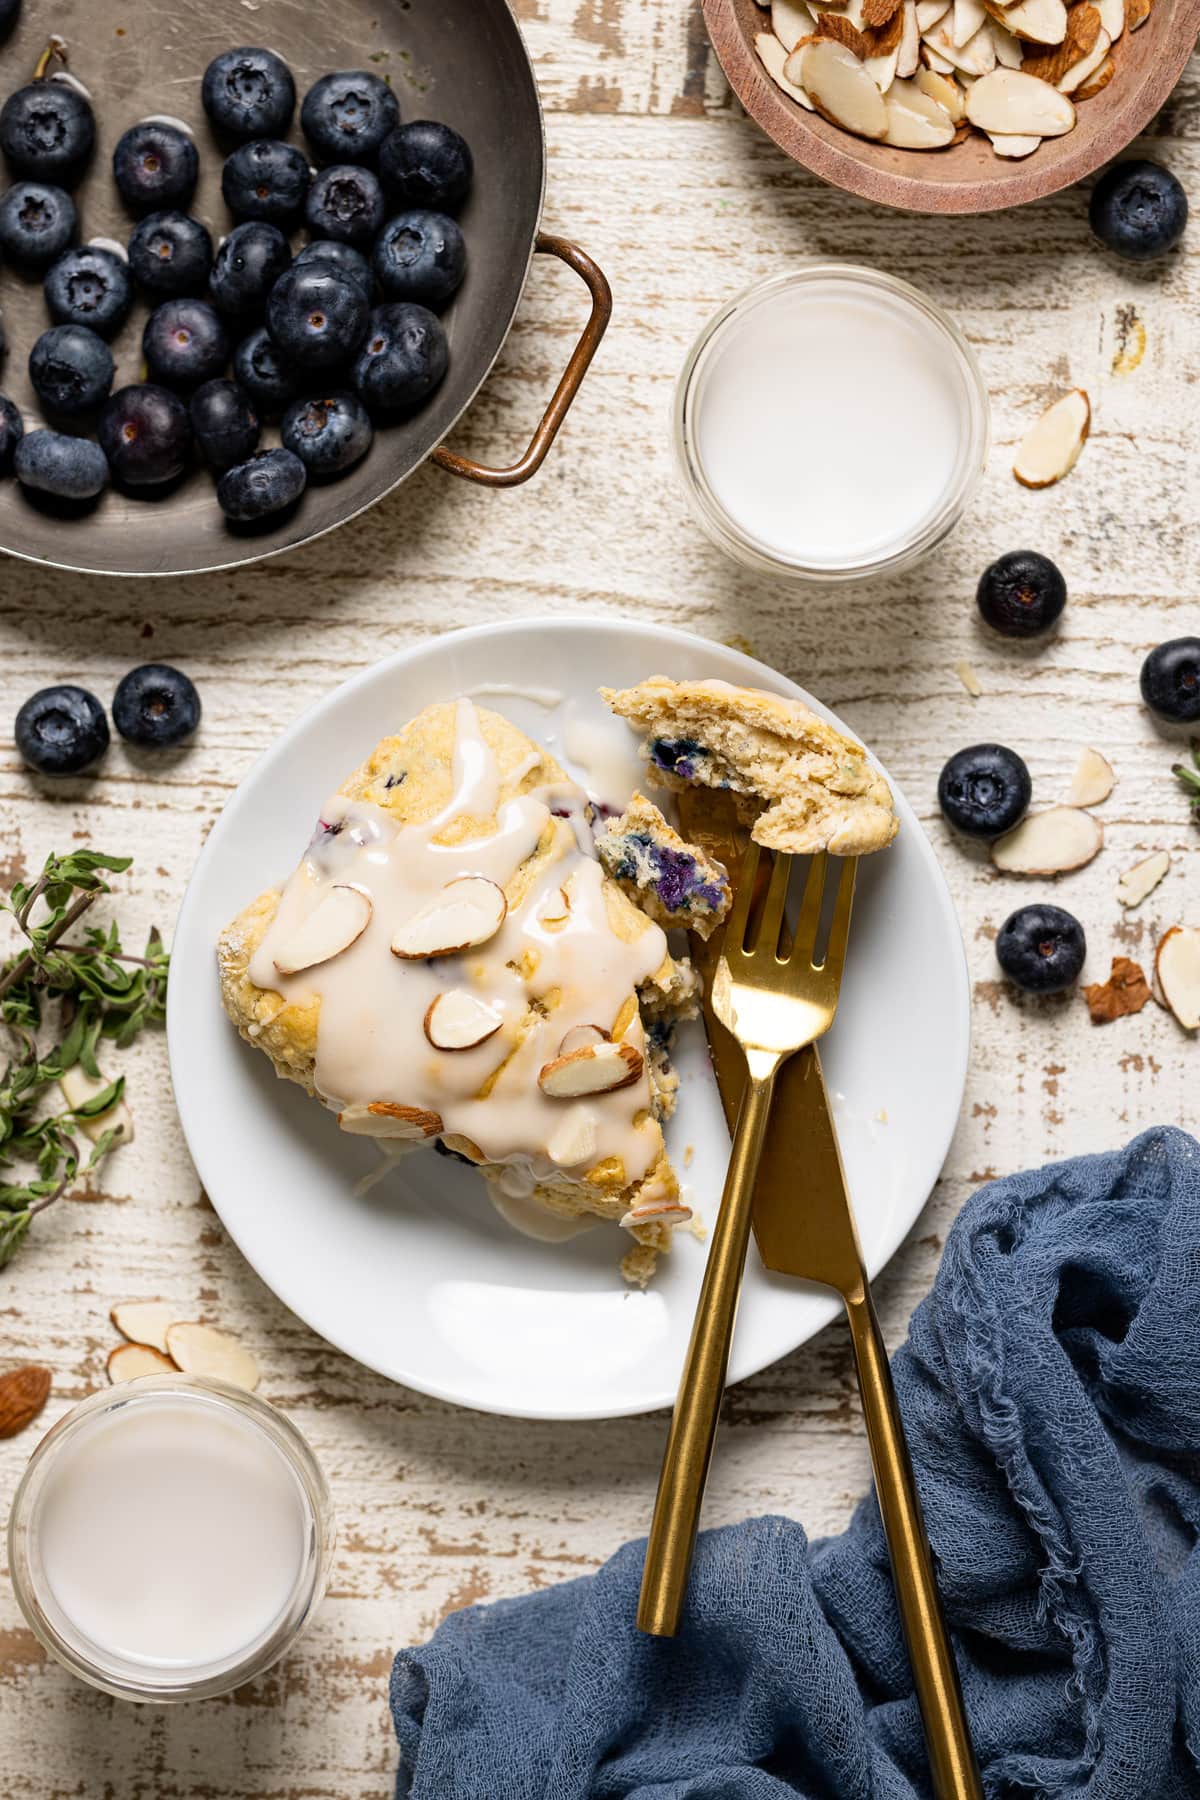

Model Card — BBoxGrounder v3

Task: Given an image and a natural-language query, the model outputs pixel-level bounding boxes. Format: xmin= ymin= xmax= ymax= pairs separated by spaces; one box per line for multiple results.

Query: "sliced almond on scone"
xmin=992 ymin=806 xmax=1102 ymax=874
xmin=789 ymin=37 xmax=889 ymax=136
xmin=424 ymin=990 xmax=504 ymax=1052
xmin=390 ymin=876 xmax=507 ymax=960
xmin=883 ymin=77 xmax=957 ymax=143
xmin=966 ymin=67 xmax=1076 ymax=133
xmin=559 ymin=1023 xmax=612 ymax=1054
xmin=337 ymin=1101 xmax=444 ymax=1139
xmin=274 ymin=883 xmax=372 ymax=975
xmin=1012 ymin=387 xmax=1090 ymax=487
xmin=756 ymin=29 xmax=817 ymax=105
xmin=538 ymin=1040 xmax=645 ymax=1098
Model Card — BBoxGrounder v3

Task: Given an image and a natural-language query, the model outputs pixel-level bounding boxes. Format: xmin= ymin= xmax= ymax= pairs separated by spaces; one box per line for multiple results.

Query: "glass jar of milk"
xmin=8 ymin=1375 xmax=333 ymax=1701
xmin=675 ymin=265 xmax=990 ymax=582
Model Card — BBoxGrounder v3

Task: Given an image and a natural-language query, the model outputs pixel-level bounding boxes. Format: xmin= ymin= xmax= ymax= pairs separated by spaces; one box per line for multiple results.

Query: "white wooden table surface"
xmin=1 ymin=4 xmax=1197 ymax=1794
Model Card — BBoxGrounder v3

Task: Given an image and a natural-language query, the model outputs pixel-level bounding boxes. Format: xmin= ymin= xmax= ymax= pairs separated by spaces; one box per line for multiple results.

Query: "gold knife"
xmin=675 ymin=789 xmax=983 ymax=1800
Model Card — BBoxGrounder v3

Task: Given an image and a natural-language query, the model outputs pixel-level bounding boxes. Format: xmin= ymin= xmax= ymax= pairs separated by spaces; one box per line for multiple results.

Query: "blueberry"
xmin=996 ymin=904 xmax=1086 ymax=995
xmin=299 ymin=70 xmax=400 ymax=165
xmin=99 ymin=383 xmax=191 ymax=487
xmin=304 ymin=164 xmax=384 ymax=247
xmin=266 ymin=263 xmax=368 ymax=368
xmin=143 ymin=299 xmax=228 ymax=389
xmin=44 ymin=244 xmax=132 ymax=336
xmin=0 ymin=392 xmax=21 ymax=471
xmin=14 ymin=684 xmax=109 ymax=775
xmin=378 ymin=121 xmax=473 ymax=213
xmin=189 ymin=378 xmax=260 ymax=469
xmin=112 ymin=121 xmax=198 ymax=214
xmin=232 ymin=325 xmax=300 ymax=415
xmin=29 ymin=324 xmax=113 ymax=415
xmin=1090 ymin=160 xmax=1187 ymax=263
xmin=352 ymin=302 xmax=448 ymax=413
xmin=1140 ymin=638 xmax=1200 ymax=725
xmin=14 ymin=429 xmax=108 ymax=499
xmin=128 ymin=211 xmax=212 ymax=297
xmin=202 ymin=48 xmax=295 ymax=141
xmin=217 ymin=446 xmax=306 ymax=521
xmin=938 ymin=744 xmax=1031 ymax=840
xmin=373 ymin=210 xmax=466 ymax=308
xmin=0 ymin=181 xmax=75 ymax=268
xmin=650 ymin=737 xmax=707 ymax=781
xmin=209 ymin=220 xmax=291 ymax=319
xmin=976 ymin=550 xmax=1067 ymax=638
xmin=0 ymin=78 xmax=95 ymax=182
xmin=112 ymin=663 xmax=200 ymax=747
xmin=293 ymin=237 xmax=372 ymax=297
xmin=281 ymin=391 xmax=372 ymax=476
xmin=222 ymin=138 xmax=310 ymax=224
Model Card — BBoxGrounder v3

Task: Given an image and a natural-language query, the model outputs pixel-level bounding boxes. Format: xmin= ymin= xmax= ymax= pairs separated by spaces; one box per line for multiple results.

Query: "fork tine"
xmin=791 ymin=852 xmax=828 ymax=964
xmin=820 ymin=857 xmax=858 ymax=980
xmin=757 ymin=849 xmax=792 ymax=959
xmin=725 ymin=840 xmax=762 ymax=950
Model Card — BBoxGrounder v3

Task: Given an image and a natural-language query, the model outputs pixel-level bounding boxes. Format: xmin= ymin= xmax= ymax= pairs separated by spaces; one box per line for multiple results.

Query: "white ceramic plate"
xmin=169 ymin=619 xmax=969 ymax=1419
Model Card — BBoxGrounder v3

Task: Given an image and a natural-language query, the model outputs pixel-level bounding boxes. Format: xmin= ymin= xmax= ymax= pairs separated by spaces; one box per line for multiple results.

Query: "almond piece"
xmin=1156 ymin=927 xmax=1200 ymax=1030
xmin=165 ymin=1322 xmax=260 ymax=1393
xmin=273 ymin=883 xmax=372 ymax=976
xmin=863 ymin=0 xmax=903 ymax=24
xmin=337 ymin=1101 xmax=443 ymax=1139
xmin=1075 ymin=53 xmax=1115 ymax=98
xmin=538 ymin=1040 xmax=645 ymax=1098
xmin=984 ymin=0 xmax=1067 ymax=40
xmin=952 ymin=0 xmax=988 ymax=41
xmin=1012 ymin=387 xmax=1090 ymax=487
xmin=1057 ymin=30 xmax=1110 ymax=92
xmin=107 ymin=1343 xmax=175 ymax=1383
xmin=954 ymin=657 xmax=983 ymax=695
xmin=925 ymin=18 xmax=996 ymax=72
xmin=1096 ymin=0 xmax=1123 ymax=37
xmin=1117 ymin=850 xmax=1170 ymax=909
xmin=916 ymin=0 xmax=951 ymax=25
xmin=789 ymin=37 xmax=889 ymax=136
xmin=110 ymin=1299 xmax=177 ymax=1354
xmin=424 ymin=990 xmax=504 ymax=1052
xmin=987 ymin=18 xmax=1026 ymax=64
xmin=559 ymin=1023 xmax=611 ymax=1054
xmin=884 ymin=78 xmax=957 ymax=143
xmin=989 ymin=130 xmax=1042 ymax=154
xmin=773 ymin=0 xmax=818 ymax=48
xmin=620 ymin=1199 xmax=695 ymax=1229
xmin=1125 ymin=0 xmax=1151 ymax=29
xmin=866 ymin=42 xmax=901 ymax=85
xmin=1066 ymin=747 xmax=1115 ymax=808
xmin=1083 ymin=956 xmax=1151 ymax=1024
xmin=920 ymin=41 xmax=958 ymax=69
xmin=816 ymin=11 xmax=873 ymax=57
xmin=917 ymin=64 xmax=967 ymax=116
xmin=390 ymin=876 xmax=508 ymax=961
xmin=966 ymin=66 xmax=1075 ymax=135
xmin=1020 ymin=0 xmax=1098 ymax=81
xmin=897 ymin=0 xmax=922 ymax=73
xmin=0 ymin=1364 xmax=51 ymax=1437
xmin=59 ymin=1063 xmax=134 ymax=1146
xmin=991 ymin=806 xmax=1103 ymax=875
xmin=546 ymin=1113 xmax=599 ymax=1169
xmin=756 ymin=28 xmax=818 ymax=104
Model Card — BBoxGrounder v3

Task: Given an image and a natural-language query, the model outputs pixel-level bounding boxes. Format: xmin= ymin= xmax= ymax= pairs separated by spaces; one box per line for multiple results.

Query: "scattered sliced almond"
xmin=59 ymin=1064 xmax=134 ymax=1147
xmin=390 ymin=876 xmax=507 ymax=961
xmin=992 ymin=806 xmax=1103 ymax=875
xmin=884 ymin=78 xmax=957 ymax=143
xmin=1156 ymin=927 xmax=1200 ymax=1030
xmin=273 ymin=883 xmax=372 ymax=976
xmin=966 ymin=67 xmax=1076 ymax=135
xmin=110 ymin=1299 xmax=177 ymax=1355
xmin=538 ymin=1039 xmax=645 ymax=1099
xmin=423 ymin=990 xmax=504 ymax=1052
xmin=559 ymin=1022 xmax=611 ymax=1054
xmin=773 ymin=0 xmax=817 ymax=48
xmin=1067 ymin=747 xmax=1115 ymax=807
xmin=989 ymin=130 xmax=1042 ymax=154
xmin=917 ymin=64 xmax=967 ymax=117
xmin=165 ymin=1322 xmax=260 ymax=1393
xmin=987 ymin=0 xmax=1067 ymax=41
xmin=338 ymin=1101 xmax=443 ymax=1139
xmin=1117 ymin=849 xmax=1170 ymax=909
xmin=789 ymin=37 xmax=889 ymax=137
xmin=107 ymin=1343 xmax=175 ymax=1383
xmin=954 ymin=658 xmax=983 ymax=696
xmin=1083 ymin=956 xmax=1150 ymax=1023
xmin=755 ymin=29 xmax=817 ymax=105
xmin=1012 ymin=387 xmax=1090 ymax=487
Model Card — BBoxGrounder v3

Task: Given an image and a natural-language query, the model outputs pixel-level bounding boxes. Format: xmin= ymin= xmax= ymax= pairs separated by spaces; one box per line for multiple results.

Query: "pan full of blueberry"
xmin=0 ymin=2 xmax=611 ymax=577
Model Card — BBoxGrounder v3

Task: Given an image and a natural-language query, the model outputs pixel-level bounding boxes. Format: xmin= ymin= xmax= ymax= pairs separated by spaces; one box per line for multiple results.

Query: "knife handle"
xmin=637 ymin=1058 xmax=778 ymax=1637
xmin=844 ymin=1287 xmax=984 ymax=1800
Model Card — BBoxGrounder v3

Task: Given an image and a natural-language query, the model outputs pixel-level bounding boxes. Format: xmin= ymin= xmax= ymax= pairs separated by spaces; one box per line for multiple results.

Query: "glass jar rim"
xmin=674 ymin=263 xmax=991 ymax=584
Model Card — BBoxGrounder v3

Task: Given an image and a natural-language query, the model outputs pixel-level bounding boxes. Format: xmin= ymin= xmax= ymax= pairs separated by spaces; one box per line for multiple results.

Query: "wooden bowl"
xmin=704 ymin=0 xmax=1200 ymax=213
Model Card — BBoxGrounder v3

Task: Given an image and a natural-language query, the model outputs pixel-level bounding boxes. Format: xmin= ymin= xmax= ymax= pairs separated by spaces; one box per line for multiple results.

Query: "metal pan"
xmin=0 ymin=1 xmax=611 ymax=577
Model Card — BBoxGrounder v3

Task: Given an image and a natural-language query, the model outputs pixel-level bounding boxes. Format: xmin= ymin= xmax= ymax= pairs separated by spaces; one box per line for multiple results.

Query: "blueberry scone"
xmin=596 ymin=792 xmax=732 ymax=940
xmin=601 ymin=676 xmax=898 ymax=856
xmin=218 ymin=700 xmax=699 ymax=1281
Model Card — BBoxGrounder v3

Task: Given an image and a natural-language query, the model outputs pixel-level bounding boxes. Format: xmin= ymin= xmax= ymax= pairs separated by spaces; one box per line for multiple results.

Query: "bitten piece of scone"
xmin=596 ymin=792 xmax=731 ymax=939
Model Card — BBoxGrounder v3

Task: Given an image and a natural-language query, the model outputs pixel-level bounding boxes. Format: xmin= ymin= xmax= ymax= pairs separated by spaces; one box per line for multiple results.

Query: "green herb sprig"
xmin=0 ymin=851 xmax=169 ymax=1270
xmin=1172 ymin=742 xmax=1200 ymax=823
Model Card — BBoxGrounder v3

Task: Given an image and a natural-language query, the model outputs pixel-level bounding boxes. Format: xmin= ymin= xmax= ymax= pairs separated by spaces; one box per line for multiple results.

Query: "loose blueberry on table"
xmin=373 ymin=209 xmax=467 ymax=308
xmin=976 ymin=551 xmax=1067 ymax=638
xmin=14 ymin=683 xmax=109 ymax=775
xmin=221 ymin=138 xmax=310 ymax=225
xmin=112 ymin=664 xmax=201 ymax=748
xmin=209 ymin=220 xmax=292 ymax=319
xmin=996 ymin=905 xmax=1086 ymax=995
xmin=98 ymin=383 xmax=192 ymax=487
xmin=189 ymin=379 xmax=260 ymax=470
xmin=14 ymin=429 xmax=108 ymax=500
xmin=305 ymin=164 xmax=386 ymax=247
xmin=202 ymin=48 xmax=295 ymax=141
xmin=281 ymin=392 xmax=373 ymax=477
xmin=266 ymin=263 xmax=369 ymax=368
xmin=143 ymin=299 xmax=228 ymax=389
xmin=1140 ymin=639 xmax=1200 ymax=725
xmin=28 ymin=323 xmax=114 ymax=415
xmin=1090 ymin=160 xmax=1188 ymax=263
xmin=351 ymin=303 xmax=448 ymax=413
xmin=112 ymin=120 xmax=198 ymax=214
xmin=938 ymin=745 xmax=1032 ymax=840
xmin=128 ymin=211 xmax=213 ymax=297
xmin=0 ymin=179 xmax=75 ymax=267
xmin=0 ymin=73 xmax=94 ymax=181
xmin=217 ymin=445 xmax=306 ymax=521
xmin=300 ymin=70 xmax=400 ymax=166
xmin=233 ymin=325 xmax=300 ymax=415
xmin=378 ymin=121 xmax=474 ymax=213
xmin=44 ymin=244 xmax=133 ymax=336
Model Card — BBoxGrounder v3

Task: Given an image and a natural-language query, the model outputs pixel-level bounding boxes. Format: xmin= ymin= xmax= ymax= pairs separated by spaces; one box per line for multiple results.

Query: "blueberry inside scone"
xmin=596 ymin=792 xmax=731 ymax=940
xmin=601 ymin=676 xmax=898 ymax=856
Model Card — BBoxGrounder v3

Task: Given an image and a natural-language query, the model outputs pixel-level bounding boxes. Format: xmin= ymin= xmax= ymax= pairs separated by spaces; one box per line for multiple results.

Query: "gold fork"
xmin=638 ymin=842 xmax=854 ymax=1638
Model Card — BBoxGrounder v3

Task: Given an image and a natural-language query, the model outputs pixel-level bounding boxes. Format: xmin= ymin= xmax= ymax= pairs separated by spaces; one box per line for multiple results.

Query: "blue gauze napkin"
xmin=390 ymin=1126 xmax=1200 ymax=1798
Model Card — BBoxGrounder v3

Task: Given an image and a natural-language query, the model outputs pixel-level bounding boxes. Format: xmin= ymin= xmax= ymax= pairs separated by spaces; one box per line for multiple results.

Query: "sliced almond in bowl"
xmin=165 ymin=1322 xmax=260 ymax=1393
xmin=1096 ymin=0 xmax=1124 ymax=37
xmin=897 ymin=0 xmax=922 ymax=73
xmin=966 ymin=67 xmax=1076 ymax=134
xmin=926 ymin=19 xmax=996 ymax=73
xmin=1012 ymin=388 xmax=1090 ymax=487
xmin=1075 ymin=53 xmax=1115 ymax=98
xmin=884 ymin=78 xmax=957 ymax=143
xmin=1117 ymin=850 xmax=1170 ymax=909
xmin=1067 ymin=747 xmax=1115 ymax=807
xmin=916 ymin=0 xmax=952 ymax=26
xmin=1057 ymin=30 xmax=1111 ymax=92
xmin=815 ymin=13 xmax=874 ymax=56
xmin=756 ymin=30 xmax=816 ymax=105
xmin=952 ymin=0 xmax=988 ymax=44
xmin=985 ymin=0 xmax=1067 ymax=41
xmin=424 ymin=990 xmax=504 ymax=1052
xmin=989 ymin=131 xmax=1042 ymax=155
xmin=1156 ymin=927 xmax=1200 ymax=1030
xmin=390 ymin=876 xmax=507 ymax=960
xmin=773 ymin=0 xmax=818 ymax=48
xmin=107 ymin=1343 xmax=175 ymax=1383
xmin=987 ymin=18 xmax=1025 ymax=64
xmin=274 ymin=883 xmax=372 ymax=975
xmin=538 ymin=1039 xmax=645 ymax=1098
xmin=788 ymin=37 xmax=889 ymax=136
xmin=111 ymin=1299 xmax=177 ymax=1355
xmin=916 ymin=64 xmax=966 ymax=116
xmin=1020 ymin=1 xmax=1099 ymax=83
xmin=992 ymin=806 xmax=1102 ymax=874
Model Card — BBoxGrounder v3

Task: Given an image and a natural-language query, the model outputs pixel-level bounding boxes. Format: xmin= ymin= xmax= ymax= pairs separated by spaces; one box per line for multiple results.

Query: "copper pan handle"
xmin=431 ymin=233 xmax=612 ymax=489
